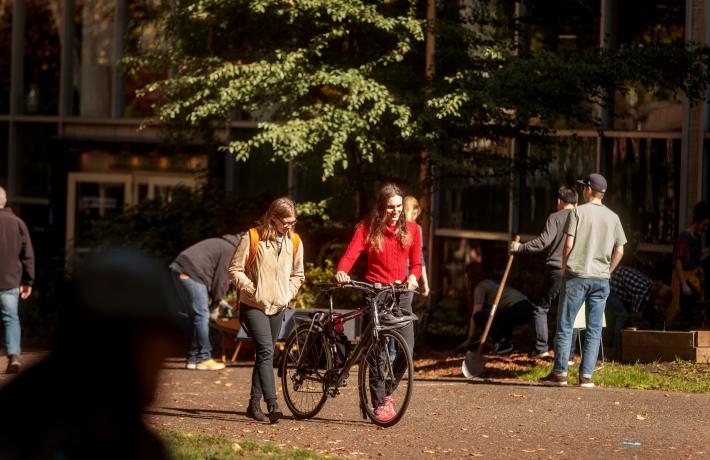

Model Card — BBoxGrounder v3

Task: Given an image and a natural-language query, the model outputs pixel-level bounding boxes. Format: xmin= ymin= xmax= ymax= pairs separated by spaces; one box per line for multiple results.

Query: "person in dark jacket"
xmin=170 ymin=234 xmax=240 ymax=370
xmin=509 ymin=186 xmax=577 ymax=358
xmin=0 ymin=186 xmax=35 ymax=374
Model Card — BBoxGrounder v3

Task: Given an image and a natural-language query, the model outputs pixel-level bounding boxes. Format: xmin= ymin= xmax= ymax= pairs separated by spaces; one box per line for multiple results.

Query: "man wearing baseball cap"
xmin=540 ymin=173 xmax=626 ymax=388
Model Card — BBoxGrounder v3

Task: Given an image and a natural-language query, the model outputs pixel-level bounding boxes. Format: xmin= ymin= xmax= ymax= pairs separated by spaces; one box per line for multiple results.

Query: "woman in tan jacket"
xmin=229 ymin=197 xmax=305 ymax=423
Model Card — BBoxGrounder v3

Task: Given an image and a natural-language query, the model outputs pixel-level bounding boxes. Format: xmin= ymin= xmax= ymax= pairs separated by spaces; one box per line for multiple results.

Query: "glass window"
xmin=528 ymin=0 xmax=601 ymax=53
xmin=0 ymin=0 xmax=11 ymax=113
xmin=17 ymin=123 xmax=56 ymax=197
xmin=437 ymin=165 xmax=510 ymax=233
xmin=612 ymin=0 xmax=685 ymax=131
xmin=74 ymin=0 xmax=115 ymax=117
xmin=73 ymin=181 xmax=126 ymax=247
xmin=519 ymin=137 xmax=597 ymax=234
xmin=602 ymin=137 xmax=681 ymax=244
xmin=124 ymin=0 xmax=166 ymax=118
xmin=24 ymin=0 xmax=61 ymax=115
xmin=233 ymin=149 xmax=288 ymax=199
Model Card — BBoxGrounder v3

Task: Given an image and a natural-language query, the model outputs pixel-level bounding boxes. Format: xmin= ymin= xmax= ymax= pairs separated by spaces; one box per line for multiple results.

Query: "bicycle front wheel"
xmin=280 ymin=325 xmax=331 ymax=419
xmin=358 ymin=329 xmax=414 ymax=427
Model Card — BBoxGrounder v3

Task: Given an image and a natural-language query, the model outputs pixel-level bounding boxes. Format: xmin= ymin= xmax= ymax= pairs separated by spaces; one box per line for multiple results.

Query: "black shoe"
xmin=491 ymin=340 xmax=514 ymax=355
xmin=539 ymin=372 xmax=568 ymax=386
xmin=379 ymin=312 xmax=418 ymax=325
xmin=246 ymin=401 xmax=269 ymax=422
xmin=267 ymin=401 xmax=282 ymax=424
xmin=579 ymin=375 xmax=595 ymax=388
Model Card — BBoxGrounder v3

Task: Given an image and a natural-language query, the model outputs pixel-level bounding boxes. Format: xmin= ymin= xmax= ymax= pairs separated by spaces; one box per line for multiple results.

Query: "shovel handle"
xmin=476 ymin=235 xmax=520 ymax=354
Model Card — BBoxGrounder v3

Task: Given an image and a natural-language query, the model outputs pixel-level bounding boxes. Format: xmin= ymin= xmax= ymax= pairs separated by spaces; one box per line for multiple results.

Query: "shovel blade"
xmin=462 ymin=351 xmax=487 ymax=379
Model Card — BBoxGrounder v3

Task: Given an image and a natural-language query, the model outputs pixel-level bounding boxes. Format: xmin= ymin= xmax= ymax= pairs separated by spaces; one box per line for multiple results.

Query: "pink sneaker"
xmin=374 ymin=403 xmax=396 ymax=422
xmin=384 ymin=395 xmax=395 ymax=410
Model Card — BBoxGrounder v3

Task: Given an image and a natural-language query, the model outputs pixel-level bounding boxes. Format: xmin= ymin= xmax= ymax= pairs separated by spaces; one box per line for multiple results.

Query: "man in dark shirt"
xmin=170 ymin=235 xmax=240 ymax=370
xmin=607 ymin=265 xmax=672 ymax=347
xmin=671 ymin=201 xmax=709 ymax=328
xmin=470 ymin=279 xmax=534 ymax=355
xmin=509 ymin=186 xmax=577 ymax=358
xmin=0 ymin=187 xmax=35 ymax=374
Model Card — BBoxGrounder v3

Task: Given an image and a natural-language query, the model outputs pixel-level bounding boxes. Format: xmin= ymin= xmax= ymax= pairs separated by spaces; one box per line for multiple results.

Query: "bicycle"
xmin=279 ymin=280 xmax=416 ymax=427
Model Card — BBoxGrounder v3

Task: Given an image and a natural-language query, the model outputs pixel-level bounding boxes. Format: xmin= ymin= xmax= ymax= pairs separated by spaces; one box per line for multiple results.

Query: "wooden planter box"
xmin=621 ymin=330 xmax=710 ymax=363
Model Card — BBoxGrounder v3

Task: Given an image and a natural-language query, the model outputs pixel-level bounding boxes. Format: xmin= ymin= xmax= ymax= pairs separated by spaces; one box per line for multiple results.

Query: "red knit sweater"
xmin=337 ymin=222 xmax=422 ymax=284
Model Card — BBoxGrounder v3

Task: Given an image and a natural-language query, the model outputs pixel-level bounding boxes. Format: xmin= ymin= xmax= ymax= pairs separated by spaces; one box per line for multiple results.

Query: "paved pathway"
xmin=147 ymin=359 xmax=710 ymax=459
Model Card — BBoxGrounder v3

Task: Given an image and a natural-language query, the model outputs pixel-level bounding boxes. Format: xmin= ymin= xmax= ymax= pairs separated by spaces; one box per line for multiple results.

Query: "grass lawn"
xmin=514 ymin=358 xmax=710 ymax=392
xmin=414 ymin=351 xmax=710 ymax=392
xmin=162 ymin=430 xmax=339 ymax=460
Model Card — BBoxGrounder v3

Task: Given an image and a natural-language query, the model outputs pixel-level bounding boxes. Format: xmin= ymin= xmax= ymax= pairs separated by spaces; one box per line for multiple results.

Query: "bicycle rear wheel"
xmin=358 ymin=329 xmax=413 ymax=427
xmin=280 ymin=325 xmax=331 ymax=419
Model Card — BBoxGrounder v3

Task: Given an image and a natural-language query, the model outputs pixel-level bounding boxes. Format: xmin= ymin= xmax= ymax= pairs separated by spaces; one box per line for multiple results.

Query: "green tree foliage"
xmin=129 ymin=0 xmax=710 ymax=191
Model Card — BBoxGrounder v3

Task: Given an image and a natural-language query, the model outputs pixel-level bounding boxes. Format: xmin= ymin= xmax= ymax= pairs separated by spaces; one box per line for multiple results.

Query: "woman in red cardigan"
xmin=335 ymin=183 xmax=421 ymax=421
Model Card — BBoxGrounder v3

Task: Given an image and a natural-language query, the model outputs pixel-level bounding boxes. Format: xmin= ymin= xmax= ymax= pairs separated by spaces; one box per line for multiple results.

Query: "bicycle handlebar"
xmin=315 ymin=280 xmax=413 ymax=294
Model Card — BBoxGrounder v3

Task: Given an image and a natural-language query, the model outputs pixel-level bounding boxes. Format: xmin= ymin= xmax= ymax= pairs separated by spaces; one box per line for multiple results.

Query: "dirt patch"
xmin=414 ymin=350 xmax=550 ymax=379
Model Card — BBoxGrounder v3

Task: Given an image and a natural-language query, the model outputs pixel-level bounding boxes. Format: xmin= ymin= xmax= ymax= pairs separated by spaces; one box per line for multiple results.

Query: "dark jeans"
xmin=532 ymin=267 xmax=563 ymax=354
xmin=369 ymin=291 xmax=414 ymax=407
xmin=472 ymin=300 xmax=534 ymax=344
xmin=240 ymin=305 xmax=285 ymax=405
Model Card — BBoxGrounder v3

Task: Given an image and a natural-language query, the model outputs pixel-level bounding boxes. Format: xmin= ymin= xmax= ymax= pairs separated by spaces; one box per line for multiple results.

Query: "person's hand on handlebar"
xmin=335 ymin=270 xmax=351 ymax=284
xmin=406 ymin=275 xmax=419 ymax=292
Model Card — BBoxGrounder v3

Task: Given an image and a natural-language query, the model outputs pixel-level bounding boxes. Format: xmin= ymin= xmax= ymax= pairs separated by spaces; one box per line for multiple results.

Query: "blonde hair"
xmin=403 ymin=196 xmax=420 ymax=222
xmin=260 ymin=197 xmax=297 ymax=241
xmin=366 ymin=183 xmax=411 ymax=252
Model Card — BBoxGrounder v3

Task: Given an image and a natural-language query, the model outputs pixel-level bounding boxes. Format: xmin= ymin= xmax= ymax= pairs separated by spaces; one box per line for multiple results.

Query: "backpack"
xmin=246 ymin=227 xmax=301 ymax=270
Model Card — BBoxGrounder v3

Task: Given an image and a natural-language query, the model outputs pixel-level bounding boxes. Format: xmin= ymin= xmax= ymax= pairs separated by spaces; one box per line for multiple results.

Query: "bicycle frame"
xmin=294 ymin=281 xmax=411 ymax=393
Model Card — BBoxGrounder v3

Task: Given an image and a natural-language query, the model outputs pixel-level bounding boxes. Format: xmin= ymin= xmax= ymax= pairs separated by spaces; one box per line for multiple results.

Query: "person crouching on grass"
xmin=335 ymin=183 xmax=421 ymax=422
xmin=229 ymin=197 xmax=305 ymax=423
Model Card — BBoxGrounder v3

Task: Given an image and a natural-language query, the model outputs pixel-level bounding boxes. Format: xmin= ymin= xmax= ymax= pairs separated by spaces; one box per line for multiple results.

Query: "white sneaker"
xmin=186 ymin=362 xmax=197 ymax=370
xmin=195 ymin=359 xmax=226 ymax=370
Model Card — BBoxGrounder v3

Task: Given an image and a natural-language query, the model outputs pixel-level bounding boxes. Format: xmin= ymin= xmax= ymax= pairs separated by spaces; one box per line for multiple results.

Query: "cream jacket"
xmin=229 ymin=231 xmax=305 ymax=315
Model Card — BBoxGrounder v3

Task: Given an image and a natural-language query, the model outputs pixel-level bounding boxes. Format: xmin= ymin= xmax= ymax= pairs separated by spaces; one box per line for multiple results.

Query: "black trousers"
xmin=473 ymin=300 xmax=534 ymax=344
xmin=240 ymin=305 xmax=284 ymax=405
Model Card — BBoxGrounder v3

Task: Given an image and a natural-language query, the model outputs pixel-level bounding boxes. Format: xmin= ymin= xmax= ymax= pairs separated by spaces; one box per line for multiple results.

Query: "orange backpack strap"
xmin=246 ymin=228 xmax=260 ymax=270
xmin=292 ymin=232 xmax=301 ymax=264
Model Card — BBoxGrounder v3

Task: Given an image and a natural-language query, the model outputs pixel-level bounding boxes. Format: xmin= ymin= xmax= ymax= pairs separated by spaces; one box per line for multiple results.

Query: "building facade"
xmin=1 ymin=0 xmax=709 ymax=308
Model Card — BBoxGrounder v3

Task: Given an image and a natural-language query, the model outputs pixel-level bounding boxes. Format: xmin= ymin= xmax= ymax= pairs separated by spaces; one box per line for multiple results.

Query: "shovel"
xmin=462 ymin=235 xmax=520 ymax=379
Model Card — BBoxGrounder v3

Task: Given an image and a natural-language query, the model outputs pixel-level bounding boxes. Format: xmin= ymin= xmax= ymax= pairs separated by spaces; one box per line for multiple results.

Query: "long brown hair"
xmin=259 ymin=197 xmax=297 ymax=241
xmin=366 ymin=183 xmax=411 ymax=252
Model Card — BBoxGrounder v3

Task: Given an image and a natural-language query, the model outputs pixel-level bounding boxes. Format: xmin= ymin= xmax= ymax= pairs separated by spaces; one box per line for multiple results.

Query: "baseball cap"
xmin=577 ymin=173 xmax=607 ymax=193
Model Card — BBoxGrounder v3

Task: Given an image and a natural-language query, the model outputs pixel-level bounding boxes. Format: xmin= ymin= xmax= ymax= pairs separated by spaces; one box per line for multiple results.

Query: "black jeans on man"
xmin=473 ymin=300 xmax=534 ymax=345
xmin=532 ymin=266 xmax=563 ymax=354
xmin=240 ymin=305 xmax=284 ymax=405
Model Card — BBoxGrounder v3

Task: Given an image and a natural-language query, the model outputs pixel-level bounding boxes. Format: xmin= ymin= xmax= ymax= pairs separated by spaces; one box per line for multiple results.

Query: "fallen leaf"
xmin=225 ymin=383 xmax=233 ymax=387
xmin=614 ymin=401 xmax=620 ymax=405
xmin=636 ymin=415 xmax=647 ymax=420
xmin=231 ymin=443 xmax=242 ymax=452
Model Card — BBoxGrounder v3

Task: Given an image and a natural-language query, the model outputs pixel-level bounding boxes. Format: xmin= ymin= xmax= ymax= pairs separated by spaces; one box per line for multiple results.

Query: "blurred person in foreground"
xmin=0 ymin=247 xmax=190 ymax=460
